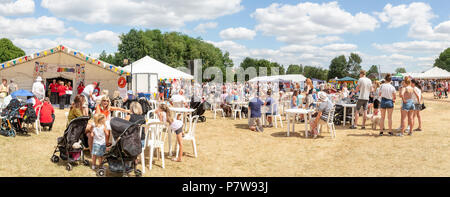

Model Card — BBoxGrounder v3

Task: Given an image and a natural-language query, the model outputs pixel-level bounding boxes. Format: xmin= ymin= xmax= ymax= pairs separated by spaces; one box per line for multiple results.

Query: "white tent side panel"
xmin=0 ymin=52 xmax=120 ymax=97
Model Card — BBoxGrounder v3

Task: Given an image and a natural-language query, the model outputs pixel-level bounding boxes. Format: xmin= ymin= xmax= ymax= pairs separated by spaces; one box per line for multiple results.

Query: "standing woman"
xmin=77 ymin=81 xmax=85 ymax=95
xmin=57 ymin=81 xmax=67 ymax=110
xmin=373 ymin=81 xmax=381 ymax=116
xmin=291 ymin=90 xmax=299 ymax=109
xmin=305 ymin=78 xmax=314 ymax=109
xmin=0 ymin=79 xmax=8 ymax=104
xmin=400 ymin=77 xmax=419 ymax=136
xmin=411 ymin=79 xmax=423 ymax=132
xmin=65 ymin=81 xmax=73 ymax=107
xmin=379 ymin=74 xmax=396 ymax=136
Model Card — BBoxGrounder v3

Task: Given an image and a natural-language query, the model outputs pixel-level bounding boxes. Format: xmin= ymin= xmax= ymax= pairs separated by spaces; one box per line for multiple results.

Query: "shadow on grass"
xmin=347 ymin=133 xmax=381 ymax=138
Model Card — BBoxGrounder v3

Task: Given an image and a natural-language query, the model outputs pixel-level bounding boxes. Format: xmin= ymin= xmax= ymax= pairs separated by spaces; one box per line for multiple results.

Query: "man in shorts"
xmin=248 ymin=94 xmax=264 ymax=132
xmin=350 ymin=70 xmax=372 ymax=129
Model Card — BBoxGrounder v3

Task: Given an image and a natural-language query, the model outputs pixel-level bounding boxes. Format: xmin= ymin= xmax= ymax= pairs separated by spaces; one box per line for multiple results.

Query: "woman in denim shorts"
xmin=379 ymin=74 xmax=396 ymax=136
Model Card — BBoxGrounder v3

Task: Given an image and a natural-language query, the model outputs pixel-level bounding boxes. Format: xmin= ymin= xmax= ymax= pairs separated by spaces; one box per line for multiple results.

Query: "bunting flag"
xmin=97 ymin=61 xmax=101 ymax=65
xmin=51 ymin=49 xmax=54 ymax=53
xmin=109 ymin=65 xmax=113 ymax=69
xmin=74 ymin=52 xmax=77 ymax=56
xmin=86 ymin=57 xmax=89 ymax=61
xmin=37 ymin=53 xmax=40 ymax=57
xmin=25 ymin=56 xmax=28 ymax=61
xmin=44 ymin=51 xmax=48 ymax=56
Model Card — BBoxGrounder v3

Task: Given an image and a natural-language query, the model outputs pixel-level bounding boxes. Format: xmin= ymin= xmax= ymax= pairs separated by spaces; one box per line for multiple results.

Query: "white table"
xmin=341 ymin=103 xmax=356 ymax=126
xmin=285 ymin=108 xmax=314 ymax=137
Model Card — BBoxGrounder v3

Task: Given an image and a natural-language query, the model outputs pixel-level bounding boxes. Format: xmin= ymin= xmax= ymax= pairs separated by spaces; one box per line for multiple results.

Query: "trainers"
xmin=379 ymin=132 xmax=383 ymax=136
xmin=361 ymin=126 xmax=366 ymax=130
xmin=91 ymin=165 xmax=96 ymax=170
xmin=349 ymin=125 xmax=357 ymax=129
xmin=388 ymin=132 xmax=394 ymax=136
xmin=414 ymin=128 xmax=422 ymax=132
xmin=397 ymin=133 xmax=404 ymax=137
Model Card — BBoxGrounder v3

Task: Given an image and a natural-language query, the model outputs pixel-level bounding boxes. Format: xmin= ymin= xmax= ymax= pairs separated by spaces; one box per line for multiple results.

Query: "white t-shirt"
xmin=170 ymin=119 xmax=183 ymax=131
xmin=357 ymin=77 xmax=372 ymax=100
xmin=93 ymin=125 xmax=106 ymax=145
xmin=380 ymin=83 xmax=396 ymax=100
xmin=32 ymin=82 xmax=45 ymax=100
xmin=82 ymin=84 xmax=95 ymax=96
xmin=413 ymin=87 xmax=422 ymax=104
xmin=171 ymin=94 xmax=186 ymax=105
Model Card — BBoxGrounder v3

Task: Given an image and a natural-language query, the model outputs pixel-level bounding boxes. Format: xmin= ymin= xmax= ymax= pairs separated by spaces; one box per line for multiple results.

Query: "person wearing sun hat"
xmin=309 ymin=91 xmax=334 ymax=138
xmin=32 ymin=76 xmax=45 ymax=100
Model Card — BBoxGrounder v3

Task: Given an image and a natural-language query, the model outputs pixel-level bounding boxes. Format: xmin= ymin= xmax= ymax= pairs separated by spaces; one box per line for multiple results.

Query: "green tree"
xmin=286 ymin=64 xmax=303 ymax=74
xmin=434 ymin=48 xmax=450 ymax=72
xmin=303 ymin=65 xmax=328 ymax=80
xmin=347 ymin=53 xmax=362 ymax=78
xmin=395 ymin=67 xmax=407 ymax=73
xmin=239 ymin=57 xmax=286 ymax=80
xmin=367 ymin=65 xmax=379 ymax=79
xmin=328 ymin=55 xmax=348 ymax=80
xmin=0 ymin=38 xmax=25 ymax=63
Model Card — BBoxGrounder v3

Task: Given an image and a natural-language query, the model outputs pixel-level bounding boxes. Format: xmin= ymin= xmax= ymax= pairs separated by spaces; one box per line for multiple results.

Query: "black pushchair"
xmin=0 ymin=99 xmax=29 ymax=137
xmin=96 ymin=117 xmax=145 ymax=177
xmin=190 ymin=101 xmax=207 ymax=122
xmin=50 ymin=116 xmax=91 ymax=171
xmin=333 ymin=97 xmax=357 ymax=125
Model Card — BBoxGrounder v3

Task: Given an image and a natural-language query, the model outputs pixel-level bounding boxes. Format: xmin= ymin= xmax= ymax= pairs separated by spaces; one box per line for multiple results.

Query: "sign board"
xmin=118 ymin=76 xmax=127 ymax=88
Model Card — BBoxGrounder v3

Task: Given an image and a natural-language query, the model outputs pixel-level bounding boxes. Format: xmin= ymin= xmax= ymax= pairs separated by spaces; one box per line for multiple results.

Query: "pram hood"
xmin=110 ymin=117 xmax=144 ymax=158
xmin=59 ymin=116 xmax=90 ymax=149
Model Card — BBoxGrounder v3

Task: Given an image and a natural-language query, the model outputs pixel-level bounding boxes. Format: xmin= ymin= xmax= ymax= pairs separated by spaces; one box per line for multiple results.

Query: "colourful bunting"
xmin=86 ymin=57 xmax=89 ymax=61
xmin=74 ymin=52 xmax=77 ymax=56
xmin=37 ymin=53 xmax=40 ymax=57
xmin=51 ymin=49 xmax=54 ymax=53
xmin=13 ymin=60 xmax=16 ymax=64
xmin=25 ymin=56 xmax=28 ymax=61
xmin=109 ymin=65 xmax=113 ymax=69
xmin=44 ymin=51 xmax=48 ymax=56
xmin=98 ymin=61 xmax=101 ymax=65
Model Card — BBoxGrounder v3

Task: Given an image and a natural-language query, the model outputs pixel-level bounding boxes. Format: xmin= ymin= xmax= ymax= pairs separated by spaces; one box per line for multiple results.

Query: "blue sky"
xmin=1 ymin=0 xmax=450 ymax=73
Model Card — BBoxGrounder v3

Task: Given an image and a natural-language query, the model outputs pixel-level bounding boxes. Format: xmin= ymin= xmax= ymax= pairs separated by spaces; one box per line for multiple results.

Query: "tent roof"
xmin=337 ymin=77 xmax=357 ymax=81
xmin=123 ymin=56 xmax=193 ymax=80
xmin=403 ymin=67 xmax=450 ymax=79
xmin=0 ymin=45 xmax=125 ymax=75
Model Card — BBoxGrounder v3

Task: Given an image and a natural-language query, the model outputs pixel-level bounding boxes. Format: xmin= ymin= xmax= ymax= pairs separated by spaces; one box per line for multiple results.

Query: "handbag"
xmin=421 ymin=102 xmax=426 ymax=111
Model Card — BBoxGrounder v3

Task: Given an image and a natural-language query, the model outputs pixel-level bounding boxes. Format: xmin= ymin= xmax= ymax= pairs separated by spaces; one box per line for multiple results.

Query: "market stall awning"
xmin=337 ymin=77 xmax=357 ymax=82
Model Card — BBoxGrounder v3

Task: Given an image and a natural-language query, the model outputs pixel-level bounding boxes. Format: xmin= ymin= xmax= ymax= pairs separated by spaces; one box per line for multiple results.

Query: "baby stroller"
xmin=190 ymin=101 xmax=207 ymax=122
xmin=0 ymin=99 xmax=28 ymax=137
xmin=50 ymin=116 xmax=91 ymax=171
xmin=333 ymin=104 xmax=354 ymax=125
xmin=97 ymin=117 xmax=145 ymax=177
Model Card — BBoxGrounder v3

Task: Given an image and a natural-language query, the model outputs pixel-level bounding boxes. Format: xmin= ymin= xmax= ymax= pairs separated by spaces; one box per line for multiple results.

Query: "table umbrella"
xmin=11 ymin=89 xmax=34 ymax=98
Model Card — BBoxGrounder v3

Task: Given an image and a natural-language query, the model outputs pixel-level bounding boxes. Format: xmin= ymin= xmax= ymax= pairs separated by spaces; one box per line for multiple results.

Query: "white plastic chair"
xmin=232 ymin=103 xmax=242 ymax=120
xmin=146 ymin=122 xmax=168 ymax=170
xmin=176 ymin=115 xmax=199 ymax=158
xmin=64 ymin=111 xmax=69 ymax=128
xmin=149 ymin=100 xmax=158 ymax=110
xmin=139 ymin=125 xmax=149 ymax=174
xmin=318 ymin=105 xmax=336 ymax=138
xmin=213 ymin=101 xmax=225 ymax=119
xmin=267 ymin=103 xmax=283 ymax=128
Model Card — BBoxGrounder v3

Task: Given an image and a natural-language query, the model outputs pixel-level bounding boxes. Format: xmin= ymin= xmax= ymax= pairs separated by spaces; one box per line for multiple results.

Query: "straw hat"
xmin=36 ymin=76 xmax=42 ymax=82
xmin=318 ymin=91 xmax=328 ymax=102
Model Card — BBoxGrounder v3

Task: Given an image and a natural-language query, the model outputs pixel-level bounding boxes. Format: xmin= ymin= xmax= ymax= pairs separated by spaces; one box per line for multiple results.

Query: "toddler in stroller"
xmin=0 ymin=98 xmax=33 ymax=137
xmin=50 ymin=116 xmax=91 ymax=171
xmin=190 ymin=100 xmax=207 ymax=122
xmin=96 ymin=117 xmax=145 ymax=177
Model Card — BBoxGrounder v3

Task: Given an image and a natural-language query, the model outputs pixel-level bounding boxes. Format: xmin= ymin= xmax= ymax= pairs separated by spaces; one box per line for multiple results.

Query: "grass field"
xmin=0 ymin=93 xmax=449 ymax=177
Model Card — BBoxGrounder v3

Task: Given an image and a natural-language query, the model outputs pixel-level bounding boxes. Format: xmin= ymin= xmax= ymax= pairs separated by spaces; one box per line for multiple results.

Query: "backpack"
xmin=23 ymin=103 xmax=37 ymax=124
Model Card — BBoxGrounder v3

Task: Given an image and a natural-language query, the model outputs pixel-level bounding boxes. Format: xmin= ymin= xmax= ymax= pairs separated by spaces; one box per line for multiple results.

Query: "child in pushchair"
xmin=190 ymin=98 xmax=207 ymax=122
xmin=50 ymin=116 xmax=91 ymax=171
xmin=0 ymin=98 xmax=34 ymax=137
xmin=96 ymin=117 xmax=145 ymax=177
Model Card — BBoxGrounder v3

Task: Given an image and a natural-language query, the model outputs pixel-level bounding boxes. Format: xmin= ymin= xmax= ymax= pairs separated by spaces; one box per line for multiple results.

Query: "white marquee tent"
xmin=404 ymin=67 xmax=450 ymax=79
xmin=123 ymin=56 xmax=194 ymax=80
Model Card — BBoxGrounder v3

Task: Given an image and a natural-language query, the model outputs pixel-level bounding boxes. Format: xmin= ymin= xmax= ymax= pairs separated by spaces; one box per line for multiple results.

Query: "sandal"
xmin=171 ymin=158 xmax=182 ymax=162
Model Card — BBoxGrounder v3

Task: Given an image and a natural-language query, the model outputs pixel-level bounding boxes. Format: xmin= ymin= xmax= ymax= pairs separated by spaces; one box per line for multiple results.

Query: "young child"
xmin=91 ymin=113 xmax=107 ymax=170
xmin=157 ymin=104 xmax=184 ymax=162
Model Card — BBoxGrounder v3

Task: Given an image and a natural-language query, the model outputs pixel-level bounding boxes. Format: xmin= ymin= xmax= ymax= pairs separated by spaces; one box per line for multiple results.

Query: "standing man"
xmin=32 ymin=76 xmax=45 ymax=101
xmin=49 ymin=79 xmax=59 ymax=105
xmin=7 ymin=79 xmax=18 ymax=95
xmin=350 ymin=70 xmax=372 ymax=130
xmin=82 ymin=82 xmax=97 ymax=110
xmin=248 ymin=94 xmax=264 ymax=132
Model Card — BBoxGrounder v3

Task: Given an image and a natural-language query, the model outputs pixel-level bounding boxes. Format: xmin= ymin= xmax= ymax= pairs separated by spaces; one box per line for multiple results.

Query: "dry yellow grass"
xmin=0 ymin=92 xmax=449 ymax=177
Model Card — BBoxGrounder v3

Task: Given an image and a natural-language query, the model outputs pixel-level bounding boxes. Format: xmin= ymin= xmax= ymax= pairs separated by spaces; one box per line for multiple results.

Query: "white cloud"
xmin=0 ymin=0 xmax=34 ymax=16
xmin=373 ymin=40 xmax=450 ymax=54
xmin=41 ymin=0 xmax=243 ymax=28
xmin=12 ymin=38 xmax=92 ymax=54
xmin=0 ymin=16 xmax=66 ymax=38
xmin=361 ymin=53 xmax=436 ymax=72
xmin=194 ymin=22 xmax=218 ymax=33
xmin=376 ymin=2 xmax=450 ymax=41
xmin=219 ymin=27 xmax=256 ymax=40
xmin=85 ymin=30 xmax=120 ymax=46
xmin=252 ymin=1 xmax=379 ymax=44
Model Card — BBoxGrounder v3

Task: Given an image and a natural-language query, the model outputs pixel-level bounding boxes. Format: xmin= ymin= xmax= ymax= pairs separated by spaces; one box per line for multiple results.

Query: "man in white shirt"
xmin=171 ymin=90 xmax=188 ymax=108
xmin=32 ymin=76 xmax=45 ymax=100
xmin=350 ymin=70 xmax=372 ymax=129
xmin=82 ymin=82 xmax=97 ymax=109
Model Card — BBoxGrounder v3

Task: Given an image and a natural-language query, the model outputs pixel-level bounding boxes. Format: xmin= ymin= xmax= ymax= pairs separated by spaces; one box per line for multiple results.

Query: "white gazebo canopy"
xmin=404 ymin=67 xmax=450 ymax=79
xmin=123 ymin=56 xmax=194 ymax=80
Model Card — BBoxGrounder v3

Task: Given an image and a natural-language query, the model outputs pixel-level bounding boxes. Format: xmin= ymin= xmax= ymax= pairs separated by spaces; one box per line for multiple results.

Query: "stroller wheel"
xmin=51 ymin=155 xmax=59 ymax=163
xmin=97 ymin=168 xmax=106 ymax=177
xmin=201 ymin=117 xmax=206 ymax=122
xmin=83 ymin=160 xmax=90 ymax=166
xmin=66 ymin=163 xmax=73 ymax=171
xmin=135 ymin=169 xmax=142 ymax=177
